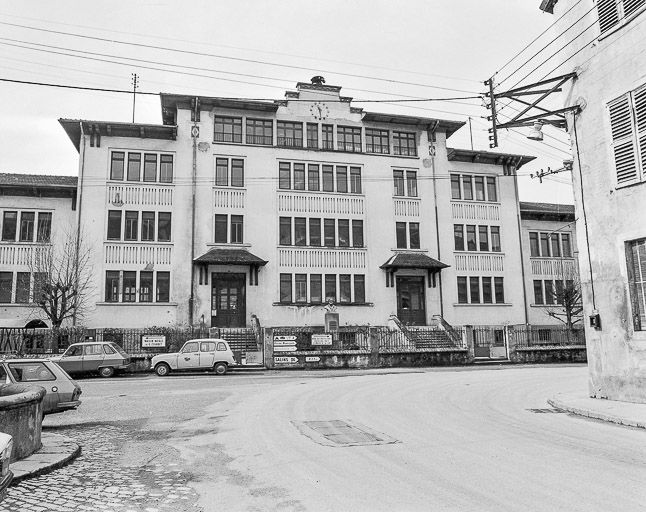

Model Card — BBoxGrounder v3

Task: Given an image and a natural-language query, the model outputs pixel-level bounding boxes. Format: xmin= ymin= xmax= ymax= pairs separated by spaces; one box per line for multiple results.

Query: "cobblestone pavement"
xmin=3 ymin=423 xmax=202 ymax=512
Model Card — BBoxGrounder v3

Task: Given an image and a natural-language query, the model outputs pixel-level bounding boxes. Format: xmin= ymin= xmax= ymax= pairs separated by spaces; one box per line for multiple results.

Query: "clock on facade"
xmin=309 ymin=102 xmax=330 ymax=120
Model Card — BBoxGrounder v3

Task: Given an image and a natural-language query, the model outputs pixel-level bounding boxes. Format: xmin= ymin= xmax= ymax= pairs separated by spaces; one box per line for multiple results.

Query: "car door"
xmin=199 ymin=341 xmax=216 ymax=368
xmin=176 ymin=341 xmax=201 ymax=369
xmin=58 ymin=345 xmax=84 ymax=374
xmin=82 ymin=344 xmax=105 ymax=372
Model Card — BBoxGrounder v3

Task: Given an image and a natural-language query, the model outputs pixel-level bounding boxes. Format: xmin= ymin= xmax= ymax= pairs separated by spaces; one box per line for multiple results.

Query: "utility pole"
xmin=468 ymin=117 xmax=474 ymax=150
xmin=131 ymin=73 xmax=139 ymax=123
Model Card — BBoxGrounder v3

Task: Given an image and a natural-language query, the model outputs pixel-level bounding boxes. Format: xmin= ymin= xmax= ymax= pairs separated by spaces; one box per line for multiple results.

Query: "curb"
xmin=11 ymin=433 xmax=81 ymax=484
xmin=548 ymin=396 xmax=646 ymax=430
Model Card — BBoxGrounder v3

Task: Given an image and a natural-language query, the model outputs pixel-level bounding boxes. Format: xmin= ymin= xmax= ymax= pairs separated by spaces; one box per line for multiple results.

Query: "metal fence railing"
xmin=271 ymin=326 xmax=370 ymax=351
xmin=510 ymin=325 xmax=585 ymax=348
xmin=375 ymin=326 xmax=466 ymax=352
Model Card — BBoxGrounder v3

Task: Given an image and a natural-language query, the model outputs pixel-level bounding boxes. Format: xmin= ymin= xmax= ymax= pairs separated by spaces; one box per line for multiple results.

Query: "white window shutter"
xmin=623 ymin=0 xmax=646 ymax=17
xmin=634 ymin=86 xmax=646 ymax=181
xmin=608 ymin=95 xmax=639 ymax=185
xmin=597 ymin=0 xmax=620 ymax=34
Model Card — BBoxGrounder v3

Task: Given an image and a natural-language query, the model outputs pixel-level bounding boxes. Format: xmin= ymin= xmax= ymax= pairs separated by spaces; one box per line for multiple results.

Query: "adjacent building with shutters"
xmin=540 ymin=0 xmax=646 ymax=401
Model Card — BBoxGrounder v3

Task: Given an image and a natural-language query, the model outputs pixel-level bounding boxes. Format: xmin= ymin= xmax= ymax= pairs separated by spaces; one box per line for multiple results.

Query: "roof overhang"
xmin=58 ymin=119 xmax=178 ymax=152
xmin=520 ymin=201 xmax=575 ymax=222
xmin=380 ymin=252 xmax=449 ymax=271
xmin=0 ymin=173 xmax=77 ymax=198
xmin=194 ymin=248 xmax=268 ymax=266
xmin=362 ymin=112 xmax=465 ymax=138
xmin=447 ymin=148 xmax=536 ymax=169
xmin=160 ymin=93 xmax=278 ymax=124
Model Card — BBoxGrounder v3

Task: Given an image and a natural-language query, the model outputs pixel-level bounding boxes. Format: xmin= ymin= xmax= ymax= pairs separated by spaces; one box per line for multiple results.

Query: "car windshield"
xmin=109 ymin=343 xmax=129 ymax=357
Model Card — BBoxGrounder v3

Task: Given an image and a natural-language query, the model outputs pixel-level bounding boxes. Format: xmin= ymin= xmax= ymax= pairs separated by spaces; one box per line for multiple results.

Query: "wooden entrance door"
xmin=396 ymin=276 xmax=426 ymax=326
xmin=212 ymin=273 xmax=246 ymax=327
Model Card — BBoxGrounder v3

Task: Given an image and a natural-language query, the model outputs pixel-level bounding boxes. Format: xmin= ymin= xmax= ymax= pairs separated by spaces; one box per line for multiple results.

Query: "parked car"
xmin=53 ymin=342 xmax=131 ymax=378
xmin=151 ymin=339 xmax=236 ymax=376
xmin=0 ymin=359 xmax=82 ymax=415
xmin=0 ymin=433 xmax=12 ymax=502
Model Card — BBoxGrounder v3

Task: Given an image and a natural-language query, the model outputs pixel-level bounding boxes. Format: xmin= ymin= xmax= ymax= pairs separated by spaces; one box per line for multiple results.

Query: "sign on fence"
xmin=274 ymin=356 xmax=298 ymax=364
xmin=141 ymin=335 xmax=166 ymax=348
xmin=305 ymin=356 xmax=320 ymax=362
xmin=274 ymin=335 xmax=297 ymax=341
xmin=274 ymin=339 xmax=297 ymax=347
xmin=311 ymin=334 xmax=333 ymax=346
xmin=274 ymin=346 xmax=297 ymax=352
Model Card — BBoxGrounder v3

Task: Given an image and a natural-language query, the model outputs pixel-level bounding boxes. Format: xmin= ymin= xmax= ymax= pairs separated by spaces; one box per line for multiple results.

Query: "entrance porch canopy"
xmin=380 ymin=252 xmax=449 ymax=288
xmin=194 ymin=249 xmax=268 ymax=285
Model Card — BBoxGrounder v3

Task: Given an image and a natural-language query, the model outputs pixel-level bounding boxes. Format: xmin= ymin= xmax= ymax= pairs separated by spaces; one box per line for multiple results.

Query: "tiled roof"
xmin=0 ymin=173 xmax=77 ymax=188
xmin=194 ymin=248 xmax=268 ymax=266
xmin=380 ymin=253 xmax=449 ymax=270
xmin=519 ymin=201 xmax=575 ymax=214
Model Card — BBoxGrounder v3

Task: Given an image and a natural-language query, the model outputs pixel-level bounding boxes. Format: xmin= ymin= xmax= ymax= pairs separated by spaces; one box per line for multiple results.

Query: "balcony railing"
xmin=454 ymin=253 xmax=505 ymax=272
xmin=278 ymin=247 xmax=367 ymax=269
xmin=530 ymin=257 xmax=577 ymax=277
xmin=277 ymin=137 xmax=304 ymax=148
xmin=366 ymin=144 xmax=390 ymax=154
xmin=321 ymin=140 xmax=334 ymax=150
xmin=337 ymin=142 xmax=362 ymax=152
xmin=104 ymin=243 xmax=172 ymax=265
xmin=214 ymin=132 xmax=242 ymax=143
xmin=307 ymin=139 xmax=319 ymax=149
xmin=393 ymin=146 xmax=417 ymax=157
xmin=246 ymin=134 xmax=273 ymax=145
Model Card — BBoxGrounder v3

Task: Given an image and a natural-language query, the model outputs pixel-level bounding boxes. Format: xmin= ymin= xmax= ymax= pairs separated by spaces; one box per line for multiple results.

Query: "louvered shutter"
xmin=633 ymin=85 xmax=646 ymax=181
xmin=623 ymin=0 xmax=646 ymax=17
xmin=597 ymin=0 xmax=620 ymax=33
xmin=608 ymin=95 xmax=638 ymax=185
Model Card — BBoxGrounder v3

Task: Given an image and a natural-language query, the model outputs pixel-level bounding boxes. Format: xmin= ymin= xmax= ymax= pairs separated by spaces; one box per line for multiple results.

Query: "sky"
xmin=0 ymin=0 xmax=577 ymax=204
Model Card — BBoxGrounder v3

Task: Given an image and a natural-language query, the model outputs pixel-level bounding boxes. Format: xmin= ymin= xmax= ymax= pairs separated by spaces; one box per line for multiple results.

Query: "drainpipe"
xmin=429 ymin=122 xmax=444 ymax=318
xmin=73 ymin=122 xmax=87 ymax=327
xmin=512 ymin=157 xmax=529 ymax=325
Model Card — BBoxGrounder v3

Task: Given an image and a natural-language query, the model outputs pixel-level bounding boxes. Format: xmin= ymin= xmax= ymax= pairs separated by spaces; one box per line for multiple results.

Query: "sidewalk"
xmin=549 ymin=392 xmax=646 ymax=429
xmin=11 ymin=432 xmax=80 ymax=483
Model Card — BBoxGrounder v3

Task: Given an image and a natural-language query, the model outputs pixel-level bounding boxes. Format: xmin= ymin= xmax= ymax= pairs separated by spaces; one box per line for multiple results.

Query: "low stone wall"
xmin=378 ymin=349 xmax=469 ymax=367
xmin=0 ymin=384 xmax=45 ymax=462
xmin=510 ymin=346 xmax=587 ymax=364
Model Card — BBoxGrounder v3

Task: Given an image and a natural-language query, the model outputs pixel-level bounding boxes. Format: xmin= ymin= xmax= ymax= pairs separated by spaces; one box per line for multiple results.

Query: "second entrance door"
xmin=212 ymin=273 xmax=246 ymax=327
xmin=396 ymin=276 xmax=426 ymax=326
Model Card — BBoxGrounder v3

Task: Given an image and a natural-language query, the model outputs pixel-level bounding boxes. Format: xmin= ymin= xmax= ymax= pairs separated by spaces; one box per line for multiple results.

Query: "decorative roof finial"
xmin=311 ymin=76 xmax=326 ymax=85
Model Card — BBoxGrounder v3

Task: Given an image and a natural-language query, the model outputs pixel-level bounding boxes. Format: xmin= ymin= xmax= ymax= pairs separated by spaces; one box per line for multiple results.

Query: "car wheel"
xmin=214 ymin=362 xmax=227 ymax=375
xmin=155 ymin=363 xmax=171 ymax=377
xmin=99 ymin=366 xmax=115 ymax=378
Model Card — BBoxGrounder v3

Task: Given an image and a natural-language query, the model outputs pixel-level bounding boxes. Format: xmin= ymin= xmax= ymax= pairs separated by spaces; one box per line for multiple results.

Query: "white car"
xmin=151 ymin=339 xmax=236 ymax=377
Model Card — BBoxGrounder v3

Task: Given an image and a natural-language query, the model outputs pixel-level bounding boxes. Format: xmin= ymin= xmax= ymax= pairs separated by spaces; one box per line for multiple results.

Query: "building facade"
xmin=540 ymin=0 xmax=646 ymax=401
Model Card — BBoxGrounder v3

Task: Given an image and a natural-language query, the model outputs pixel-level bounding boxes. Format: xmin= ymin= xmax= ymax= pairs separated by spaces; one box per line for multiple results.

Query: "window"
xmin=544 ymin=280 xmax=555 ymax=305
xmin=307 ymin=123 xmax=318 ymax=149
xmin=110 ymin=152 xmax=125 ymax=180
xmin=466 ymin=225 xmax=477 ymax=251
xmin=491 ymin=226 xmax=501 ymax=252
xmin=279 ymin=162 xmax=291 ymax=189
xmin=494 ymin=277 xmax=505 ymax=303
xmin=462 ymin=175 xmax=473 ymax=200
xmin=294 ymin=217 xmax=307 ymax=246
xmin=474 ymin=176 xmax=485 ymax=201
xmin=295 ymin=274 xmax=307 ymax=302
xmin=123 ymin=271 xmax=137 ymax=302
xmin=215 ymin=214 xmax=228 ymax=243
xmin=106 ymin=271 xmax=120 ymax=302
xmin=308 ymin=164 xmax=320 ymax=191
xmin=458 ymin=276 xmax=505 ymax=304
xmin=339 ymin=274 xmax=351 ymax=303
xmin=127 ymin=152 xmax=141 ymax=181
xmin=597 ymin=0 xmax=646 ymax=35
xmin=354 ymin=275 xmax=366 ymax=303
xmin=19 ymin=212 xmax=35 ymax=242
xmin=338 ymin=219 xmax=350 ymax=247
xmin=530 ymin=232 xmax=540 ymax=257
xmin=393 ymin=131 xmax=416 ymax=156
xmin=451 ymin=175 xmax=461 ymax=199
xmin=482 ymin=277 xmax=493 ymax=304
xmin=160 ymin=155 xmax=173 ymax=183
xmin=216 ymin=342 xmax=227 ymax=352
xmin=322 ymin=124 xmax=334 ymax=150
xmin=337 ymin=126 xmax=361 ymax=152
xmin=141 ymin=212 xmax=155 ymax=241
xmin=310 ymin=274 xmax=322 ymax=303
xmin=230 ymin=215 xmax=243 ymax=244
xmin=479 ymin=226 xmax=489 ymax=252
xmin=104 ymin=344 xmax=116 ymax=354
xmin=393 ymin=170 xmax=405 ymax=196
xmin=336 ymin=166 xmax=348 ymax=193
xmin=124 ymin=211 xmax=138 ymax=241
xmin=33 ymin=273 xmax=46 ymax=304
xmin=15 ymin=272 xmax=30 ymax=304
xmin=140 ymin=271 xmax=153 ymax=302
xmin=533 ymin=280 xmax=544 ymax=305
xmin=457 ymin=277 xmax=468 ymax=304
xmin=469 ymin=277 xmax=480 ymax=304
xmin=158 ymin=212 xmax=171 ymax=242
xmin=156 ymin=271 xmax=170 ymax=302
xmin=214 ymin=116 xmax=242 ymax=143
xmin=409 ymin=223 xmax=420 ymax=249
xmin=352 ymin=220 xmax=364 ymax=247
xmin=406 ymin=171 xmax=418 ymax=197
xmin=562 ymin=234 xmax=572 ymax=257
xmin=452 ymin=174 xmax=498 ymax=201
xmin=279 ymin=217 xmax=292 ymax=245
xmin=231 ymin=159 xmax=244 ymax=187
xmin=626 ymin=239 xmax=646 ymax=330
xmin=293 ymin=163 xmax=305 ymax=190
xmin=350 ymin=167 xmax=362 ymax=194
xmin=366 ymin=128 xmax=389 ymax=154
xmin=551 ymin=234 xmax=561 ymax=257
xmin=487 ymin=177 xmax=497 ymax=202
xmin=2 ymin=211 xmax=17 ymax=241
xmin=246 ymin=118 xmax=273 ymax=145
xmin=215 ymin=158 xmax=228 ymax=186
xmin=325 ymin=274 xmax=336 ymax=302
xmin=107 ymin=211 xmax=122 ymax=240
xmin=396 ymin=222 xmax=407 ymax=249
xmin=454 ymin=225 xmax=464 ymax=251
xmin=183 ymin=342 xmax=199 ymax=353
xmin=540 ymin=233 xmax=550 ymax=257
xmin=322 ymin=165 xmax=334 ymax=191
xmin=280 ymin=274 xmax=292 ymax=303
xmin=277 ymin=121 xmax=303 ymax=148
xmin=0 ymin=272 xmax=12 ymax=303
xmin=8 ymin=362 xmax=55 ymax=382
xmin=309 ymin=218 xmax=321 ymax=246
xmin=201 ymin=342 xmax=216 ymax=352
xmin=37 ymin=212 xmax=52 ymax=242
xmin=324 ymin=219 xmax=335 ymax=247
xmin=144 ymin=154 xmax=157 ymax=182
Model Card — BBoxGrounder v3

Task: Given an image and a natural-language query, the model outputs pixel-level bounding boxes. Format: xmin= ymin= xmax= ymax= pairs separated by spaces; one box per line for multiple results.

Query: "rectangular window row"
xmin=278 ymin=162 xmax=362 ymax=194
xmin=107 ymin=211 xmax=171 ymax=242
xmin=215 ymin=157 xmax=244 ymax=187
xmin=213 ymin=116 xmax=417 ymax=155
xmin=105 ymin=270 xmax=169 ymax=303
xmin=0 ymin=271 xmax=46 ymax=304
xmin=393 ymin=170 xmax=418 ymax=197
xmin=1 ymin=211 xmax=52 ymax=243
xmin=396 ymin=222 xmax=420 ymax=249
xmin=533 ymin=279 xmax=574 ymax=305
xmin=110 ymin=151 xmax=173 ymax=183
xmin=457 ymin=276 xmax=505 ymax=304
xmin=215 ymin=214 xmax=244 ymax=244
xmin=454 ymin=224 xmax=501 ymax=252
xmin=451 ymin=174 xmax=498 ymax=202
xmin=279 ymin=273 xmax=366 ymax=304
xmin=529 ymin=231 xmax=572 ymax=257
xmin=279 ymin=217 xmax=363 ymax=248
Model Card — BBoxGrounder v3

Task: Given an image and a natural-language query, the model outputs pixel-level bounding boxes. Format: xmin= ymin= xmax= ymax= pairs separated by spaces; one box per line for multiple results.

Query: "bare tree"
xmin=542 ymin=266 xmax=583 ymax=333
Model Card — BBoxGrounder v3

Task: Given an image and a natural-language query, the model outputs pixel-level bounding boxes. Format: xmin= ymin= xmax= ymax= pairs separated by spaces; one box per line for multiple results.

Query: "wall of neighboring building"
xmin=550 ymin=1 xmax=646 ymax=401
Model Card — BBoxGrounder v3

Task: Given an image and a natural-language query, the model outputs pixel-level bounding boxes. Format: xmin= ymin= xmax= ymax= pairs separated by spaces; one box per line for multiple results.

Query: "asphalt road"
xmin=21 ymin=364 xmax=646 ymax=511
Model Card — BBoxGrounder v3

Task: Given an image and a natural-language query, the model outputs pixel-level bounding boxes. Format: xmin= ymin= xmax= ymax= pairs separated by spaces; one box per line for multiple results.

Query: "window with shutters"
xmin=608 ymin=84 xmax=646 ymax=187
xmin=626 ymin=238 xmax=646 ymax=331
xmin=596 ymin=0 xmax=645 ymax=35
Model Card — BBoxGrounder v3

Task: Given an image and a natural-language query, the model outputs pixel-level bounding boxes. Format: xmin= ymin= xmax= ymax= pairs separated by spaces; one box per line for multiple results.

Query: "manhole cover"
xmin=292 ymin=419 xmax=400 ymax=447
xmin=527 ymin=408 xmax=566 ymax=414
